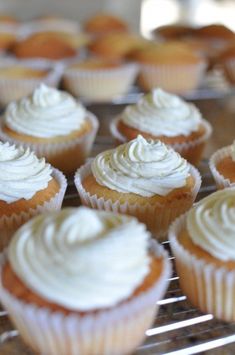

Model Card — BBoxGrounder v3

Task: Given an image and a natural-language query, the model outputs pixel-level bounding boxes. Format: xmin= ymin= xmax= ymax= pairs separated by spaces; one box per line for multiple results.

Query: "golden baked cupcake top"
xmin=4 ymin=84 xmax=87 ymax=138
xmin=186 ymin=188 xmax=235 ymax=261
xmin=0 ymin=66 xmax=49 ymax=79
xmin=0 ymin=141 xmax=52 ymax=203
xmin=129 ymin=41 xmax=203 ymax=65
xmin=84 ymin=13 xmax=128 ymax=35
xmin=89 ymin=32 xmax=149 ymax=60
xmin=7 ymin=206 xmax=150 ymax=310
xmin=91 ymin=135 xmax=190 ymax=197
xmin=152 ymin=24 xmax=194 ymax=40
xmin=120 ymin=88 xmax=202 ymax=137
xmin=11 ymin=33 xmax=76 ymax=60
xmin=194 ymin=24 xmax=235 ymax=41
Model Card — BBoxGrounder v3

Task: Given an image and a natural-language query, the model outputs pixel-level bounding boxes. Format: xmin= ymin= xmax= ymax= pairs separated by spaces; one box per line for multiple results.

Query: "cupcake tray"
xmin=1 ymin=96 xmax=235 ymax=354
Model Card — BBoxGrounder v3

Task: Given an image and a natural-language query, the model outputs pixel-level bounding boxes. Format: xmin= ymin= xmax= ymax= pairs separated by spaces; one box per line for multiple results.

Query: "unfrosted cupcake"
xmin=84 ymin=13 xmax=128 ymax=35
xmin=63 ymin=58 xmax=138 ymax=102
xmin=110 ymin=88 xmax=212 ymax=165
xmin=209 ymin=141 xmax=235 ymax=189
xmin=75 ymin=135 xmax=201 ymax=239
xmin=0 ymin=142 xmax=67 ymax=250
xmin=0 ymin=84 xmax=99 ymax=175
xmin=0 ymin=207 xmax=171 ymax=355
xmin=129 ymin=42 xmax=206 ymax=93
xmin=169 ymin=187 xmax=235 ymax=322
xmin=0 ymin=59 xmax=62 ymax=106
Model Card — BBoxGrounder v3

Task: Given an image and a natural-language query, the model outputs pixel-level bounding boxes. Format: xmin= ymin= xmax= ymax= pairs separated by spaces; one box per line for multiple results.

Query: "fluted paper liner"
xmin=63 ymin=63 xmax=139 ymax=102
xmin=0 ymin=168 xmax=67 ymax=251
xmin=0 ymin=112 xmax=99 ymax=176
xmin=74 ymin=161 xmax=201 ymax=240
xmin=169 ymin=214 xmax=235 ymax=322
xmin=209 ymin=145 xmax=235 ymax=189
xmin=138 ymin=62 xmax=206 ymax=94
xmin=110 ymin=117 xmax=212 ymax=165
xmin=0 ymin=58 xmax=64 ymax=106
xmin=0 ymin=241 xmax=171 ymax=355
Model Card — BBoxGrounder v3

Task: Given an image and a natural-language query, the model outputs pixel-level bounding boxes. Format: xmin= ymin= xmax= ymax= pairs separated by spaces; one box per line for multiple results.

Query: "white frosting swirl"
xmin=8 ymin=207 xmax=150 ymax=310
xmin=92 ymin=135 xmax=190 ymax=197
xmin=0 ymin=142 xmax=52 ymax=203
xmin=121 ymin=88 xmax=202 ymax=137
xmin=187 ymin=188 xmax=235 ymax=261
xmin=4 ymin=84 xmax=86 ymax=138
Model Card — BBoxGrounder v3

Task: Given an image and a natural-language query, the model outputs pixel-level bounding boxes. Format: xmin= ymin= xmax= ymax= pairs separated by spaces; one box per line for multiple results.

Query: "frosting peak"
xmin=121 ymin=88 xmax=202 ymax=137
xmin=0 ymin=142 xmax=52 ymax=203
xmin=92 ymin=135 xmax=190 ymax=197
xmin=8 ymin=207 xmax=150 ymax=310
xmin=187 ymin=188 xmax=235 ymax=261
xmin=4 ymin=84 xmax=86 ymax=138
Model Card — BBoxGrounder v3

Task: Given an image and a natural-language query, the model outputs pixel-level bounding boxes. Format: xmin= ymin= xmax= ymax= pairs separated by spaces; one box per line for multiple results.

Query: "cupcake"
xmin=129 ymin=42 xmax=206 ymax=93
xmin=63 ymin=58 xmax=138 ymax=102
xmin=0 ymin=207 xmax=171 ymax=355
xmin=110 ymin=88 xmax=212 ymax=165
xmin=75 ymin=135 xmax=201 ymax=239
xmin=84 ymin=13 xmax=128 ymax=35
xmin=169 ymin=187 xmax=235 ymax=322
xmin=209 ymin=142 xmax=235 ymax=189
xmin=0 ymin=84 xmax=99 ymax=175
xmin=11 ymin=32 xmax=77 ymax=60
xmin=88 ymin=32 xmax=149 ymax=61
xmin=0 ymin=141 xmax=67 ymax=250
xmin=0 ymin=59 xmax=62 ymax=106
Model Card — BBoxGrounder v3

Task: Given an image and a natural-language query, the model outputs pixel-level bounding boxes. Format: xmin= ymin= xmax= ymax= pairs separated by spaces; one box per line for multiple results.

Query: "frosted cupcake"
xmin=0 ymin=84 xmax=99 ymax=175
xmin=110 ymin=88 xmax=212 ymax=165
xmin=209 ymin=141 xmax=235 ymax=189
xmin=0 ymin=142 xmax=67 ymax=250
xmin=169 ymin=188 xmax=235 ymax=322
xmin=0 ymin=207 xmax=171 ymax=355
xmin=75 ymin=135 xmax=201 ymax=239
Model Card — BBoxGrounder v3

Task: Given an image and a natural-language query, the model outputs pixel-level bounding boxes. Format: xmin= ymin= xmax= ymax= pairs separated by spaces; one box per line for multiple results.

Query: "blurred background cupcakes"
xmin=111 ymin=88 xmax=212 ymax=165
xmin=169 ymin=188 xmax=235 ymax=322
xmin=63 ymin=58 xmax=139 ymax=102
xmin=209 ymin=141 xmax=235 ymax=189
xmin=129 ymin=41 xmax=206 ymax=94
xmin=84 ymin=12 xmax=128 ymax=35
xmin=0 ymin=58 xmax=63 ymax=106
xmin=0 ymin=142 xmax=67 ymax=250
xmin=0 ymin=84 xmax=99 ymax=175
xmin=88 ymin=32 xmax=149 ymax=61
xmin=75 ymin=135 xmax=201 ymax=239
xmin=0 ymin=207 xmax=171 ymax=355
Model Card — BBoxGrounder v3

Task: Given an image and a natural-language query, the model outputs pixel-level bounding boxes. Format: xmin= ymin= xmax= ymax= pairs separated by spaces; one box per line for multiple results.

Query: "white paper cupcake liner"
xmin=110 ymin=116 xmax=212 ymax=165
xmin=0 ymin=112 xmax=99 ymax=175
xmin=0 ymin=241 xmax=171 ymax=355
xmin=138 ymin=61 xmax=206 ymax=94
xmin=209 ymin=145 xmax=235 ymax=189
xmin=0 ymin=58 xmax=64 ymax=106
xmin=74 ymin=161 xmax=201 ymax=240
xmin=63 ymin=63 xmax=139 ymax=102
xmin=0 ymin=168 xmax=67 ymax=251
xmin=169 ymin=214 xmax=235 ymax=322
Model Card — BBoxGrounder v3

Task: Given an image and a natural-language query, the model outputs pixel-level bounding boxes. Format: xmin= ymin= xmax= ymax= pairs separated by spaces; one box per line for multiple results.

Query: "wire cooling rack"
xmin=1 ymin=158 xmax=235 ymax=355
